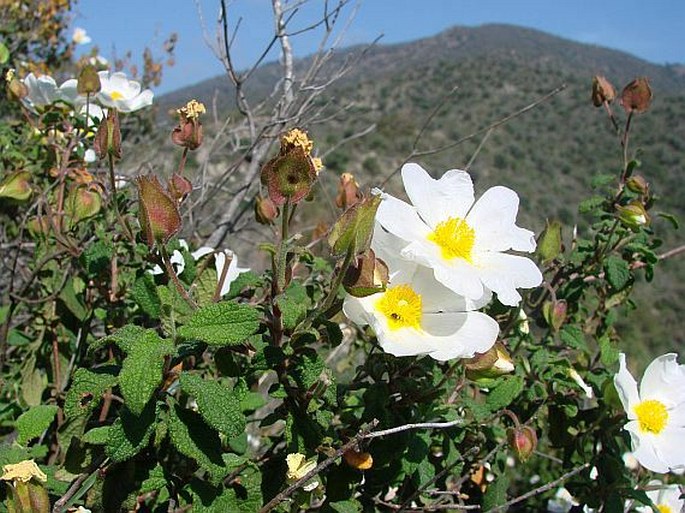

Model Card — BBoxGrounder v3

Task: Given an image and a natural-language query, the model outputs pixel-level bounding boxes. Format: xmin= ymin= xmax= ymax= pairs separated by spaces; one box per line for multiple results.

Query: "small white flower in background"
xmin=568 ymin=367 xmax=598 ymax=410
xmin=547 ymin=487 xmax=595 ymax=513
xmin=21 ymin=73 xmax=66 ymax=109
xmin=78 ymin=103 xmax=106 ymax=127
xmin=149 ymin=240 xmax=189 ymax=276
xmin=96 ymin=71 xmax=154 ymax=112
xmin=375 ymin=163 xmax=542 ymax=306
xmin=614 ymin=352 xmax=685 ymax=473
xmin=343 ymin=227 xmax=499 ymax=361
xmin=83 ymin=149 xmax=97 ymax=163
xmin=285 ymin=453 xmax=319 ymax=492
xmin=635 ymin=480 xmax=684 ymax=513
xmin=71 ymin=27 xmax=92 ymax=45
xmin=192 ymin=247 xmax=250 ymax=297
xmin=74 ymin=507 xmax=92 ymax=513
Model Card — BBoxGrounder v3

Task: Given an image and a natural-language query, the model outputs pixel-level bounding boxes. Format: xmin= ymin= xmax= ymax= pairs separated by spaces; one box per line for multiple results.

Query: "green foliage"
xmin=179 ymin=372 xmax=245 ymax=438
xmin=177 ymin=301 xmax=261 ymax=346
xmin=16 ymin=405 xmax=58 ymax=445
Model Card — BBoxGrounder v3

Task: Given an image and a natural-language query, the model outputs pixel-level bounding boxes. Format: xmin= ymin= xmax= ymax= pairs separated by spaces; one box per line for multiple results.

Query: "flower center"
xmin=657 ymin=505 xmax=672 ymax=513
xmin=427 ymin=217 xmax=475 ymax=262
xmin=375 ymin=284 xmax=422 ymax=331
xmin=634 ymin=399 xmax=668 ymax=434
xmin=110 ymin=90 xmax=124 ymax=101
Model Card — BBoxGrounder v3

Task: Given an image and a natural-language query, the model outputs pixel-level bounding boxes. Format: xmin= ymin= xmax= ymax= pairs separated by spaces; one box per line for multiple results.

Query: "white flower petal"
xmin=376 ymin=193 xmax=431 ymax=244
xmin=413 ymin=265 xmax=490 ymax=311
xmin=215 ymin=250 xmax=249 ymax=297
xmin=422 ymin=311 xmax=499 ymax=361
xmin=431 ymin=257 xmax=486 ymax=301
xmin=467 ymin=186 xmax=536 ymax=253
xmin=191 ymin=246 xmax=215 ymax=261
xmin=639 ymin=353 xmax=685 ymax=406
xmin=655 ymin=427 xmax=685 ymax=471
xmin=624 ymin=421 xmax=670 ymax=473
xmin=476 ymin=252 xmax=542 ymax=306
xmin=401 ymin=163 xmax=474 ymax=227
xmin=614 ymin=353 xmax=640 ymax=418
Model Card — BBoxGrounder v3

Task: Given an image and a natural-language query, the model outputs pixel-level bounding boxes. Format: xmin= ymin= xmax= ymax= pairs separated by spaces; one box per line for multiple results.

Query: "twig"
xmin=375 ymin=499 xmax=480 ymax=511
xmin=365 ymin=419 xmax=464 ymax=439
xmin=483 ymin=463 xmax=590 ymax=513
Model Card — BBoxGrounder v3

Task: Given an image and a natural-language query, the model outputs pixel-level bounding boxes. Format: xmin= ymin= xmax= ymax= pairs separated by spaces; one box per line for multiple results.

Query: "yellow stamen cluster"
xmin=177 ymin=99 xmax=206 ymax=120
xmin=634 ymin=399 xmax=668 ymax=434
xmin=282 ymin=128 xmax=314 ymax=155
xmin=110 ymin=90 xmax=124 ymax=101
xmin=428 ymin=217 xmax=476 ymax=262
xmin=5 ymin=69 xmax=16 ymax=82
xmin=657 ymin=505 xmax=673 ymax=513
xmin=0 ymin=460 xmax=47 ymax=483
xmin=312 ymin=157 xmax=323 ymax=174
xmin=375 ymin=284 xmax=423 ymax=331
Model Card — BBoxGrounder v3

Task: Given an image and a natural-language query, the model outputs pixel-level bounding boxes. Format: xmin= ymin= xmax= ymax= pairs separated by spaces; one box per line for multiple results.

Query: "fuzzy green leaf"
xmin=132 ymin=272 xmax=162 ymax=317
xmin=106 ymin=402 xmax=156 ymax=462
xmin=88 ymin=324 xmax=147 ymax=354
xmin=64 ymin=366 xmax=118 ymax=420
xmin=276 ymin=281 xmax=310 ymax=330
xmin=16 ymin=405 xmax=59 ymax=445
xmin=83 ymin=426 xmax=110 ymax=445
xmin=119 ymin=331 xmax=174 ymax=415
xmin=179 ymin=373 xmax=245 ymax=439
xmin=486 ymin=376 xmax=524 ymax=411
xmin=604 ymin=256 xmax=631 ymax=290
xmin=178 ymin=301 xmax=260 ymax=346
xmin=482 ymin=474 xmax=509 ymax=509
xmin=168 ymin=403 xmax=226 ymax=481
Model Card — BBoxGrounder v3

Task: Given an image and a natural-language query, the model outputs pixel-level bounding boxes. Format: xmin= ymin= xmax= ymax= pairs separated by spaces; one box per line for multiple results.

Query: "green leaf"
xmin=132 ymin=272 xmax=162 ymax=317
xmin=178 ymin=301 xmax=260 ymax=346
xmin=486 ymin=376 xmax=524 ymax=411
xmin=168 ymin=403 xmax=226 ymax=481
xmin=604 ymin=256 xmax=631 ymax=290
xmin=190 ymin=465 xmax=262 ymax=513
xmin=179 ymin=373 xmax=245 ymax=438
xmin=88 ymin=324 xmax=147 ymax=354
xmin=59 ymin=277 xmax=88 ymax=321
xmin=106 ymin=402 xmax=156 ymax=462
xmin=482 ymin=473 xmax=509 ymax=509
xmin=656 ymin=212 xmax=679 ymax=230
xmin=80 ymin=240 xmax=113 ymax=275
xmin=0 ymin=42 xmax=9 ymax=64
xmin=559 ymin=325 xmax=587 ymax=351
xmin=16 ymin=405 xmax=59 ymax=445
xmin=276 ymin=281 xmax=310 ymax=330
xmin=330 ymin=500 xmax=363 ymax=513
xmin=83 ymin=426 xmax=110 ymax=445
xmin=578 ymin=196 xmax=605 ymax=214
xmin=64 ymin=366 xmax=118 ymax=419
xmin=140 ymin=464 xmax=168 ymax=494
xmin=599 ymin=336 xmax=620 ymax=367
xmin=119 ymin=331 xmax=174 ymax=415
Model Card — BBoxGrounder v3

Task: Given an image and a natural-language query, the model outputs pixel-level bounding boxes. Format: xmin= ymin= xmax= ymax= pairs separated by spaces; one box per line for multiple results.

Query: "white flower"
xmin=89 ymin=55 xmax=109 ymax=67
xmin=79 ymin=103 xmax=106 ymax=127
xmin=343 ymin=227 xmax=499 ymax=361
xmin=192 ymin=247 xmax=250 ymax=297
xmin=21 ymin=73 xmax=87 ymax=111
xmin=547 ymin=487 xmax=595 ymax=513
xmin=614 ymin=353 xmax=685 ymax=473
xmin=285 ymin=453 xmax=319 ymax=492
xmin=149 ymin=250 xmax=186 ymax=276
xmin=375 ymin=163 xmax=542 ymax=306
xmin=96 ymin=71 xmax=153 ymax=112
xmin=635 ymin=480 xmax=684 ymax=513
xmin=72 ymin=27 xmax=92 ymax=45
xmin=84 ymin=149 xmax=97 ymax=163
xmin=74 ymin=507 xmax=92 ymax=513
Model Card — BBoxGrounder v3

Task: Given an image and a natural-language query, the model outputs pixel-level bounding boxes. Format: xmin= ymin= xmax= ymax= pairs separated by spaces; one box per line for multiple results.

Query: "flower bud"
xmin=465 ymin=342 xmax=515 ymax=383
xmin=591 ymin=75 xmax=615 ymax=107
xmin=620 ymin=77 xmax=652 ymax=114
xmin=254 ymin=194 xmax=279 ymax=225
xmin=167 ymin=172 xmax=192 ymax=204
xmin=537 ymin=219 xmax=563 ymax=264
xmin=343 ymin=449 xmax=373 ymax=470
xmin=343 ymin=249 xmax=389 ymax=297
xmin=171 ymin=99 xmax=205 ymax=150
xmin=616 ymin=200 xmax=649 ymax=229
xmin=136 ymin=175 xmax=182 ymax=247
xmin=625 ymin=175 xmax=649 ymax=196
xmin=0 ymin=170 xmax=32 ymax=201
xmin=328 ymin=193 xmax=382 ymax=256
xmin=6 ymin=70 xmax=28 ymax=101
xmin=335 ymin=172 xmax=361 ymax=210
xmin=507 ymin=426 xmax=537 ymax=462
xmin=64 ymin=185 xmax=102 ymax=226
xmin=93 ymin=109 xmax=121 ymax=160
xmin=261 ymin=147 xmax=316 ymax=206
xmin=543 ymin=299 xmax=567 ymax=332
xmin=0 ymin=460 xmax=50 ymax=513
xmin=77 ymin=64 xmax=101 ymax=95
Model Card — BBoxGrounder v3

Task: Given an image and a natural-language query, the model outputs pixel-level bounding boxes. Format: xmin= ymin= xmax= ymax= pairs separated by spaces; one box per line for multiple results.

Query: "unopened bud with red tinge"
xmin=543 ymin=299 xmax=567 ymax=332
xmin=254 ymin=195 xmax=279 ymax=225
xmin=136 ymin=175 xmax=182 ymax=247
xmin=167 ymin=173 xmax=192 ymax=204
xmin=625 ymin=175 xmax=649 ymax=196
xmin=508 ymin=426 xmax=537 ymax=462
xmin=343 ymin=249 xmax=389 ymax=297
xmin=465 ymin=342 xmax=515 ymax=383
xmin=620 ymin=77 xmax=652 ymax=114
xmin=0 ymin=170 xmax=31 ymax=201
xmin=336 ymin=172 xmax=361 ymax=210
xmin=94 ymin=109 xmax=121 ymax=160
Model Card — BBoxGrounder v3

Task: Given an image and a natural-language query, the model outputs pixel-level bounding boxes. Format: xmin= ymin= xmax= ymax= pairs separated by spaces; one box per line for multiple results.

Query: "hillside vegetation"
xmin=158 ymin=24 xmax=685 ymax=355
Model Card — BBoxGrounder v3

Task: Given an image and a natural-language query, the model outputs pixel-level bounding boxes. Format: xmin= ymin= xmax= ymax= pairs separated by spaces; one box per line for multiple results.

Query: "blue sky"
xmin=72 ymin=0 xmax=685 ymax=94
